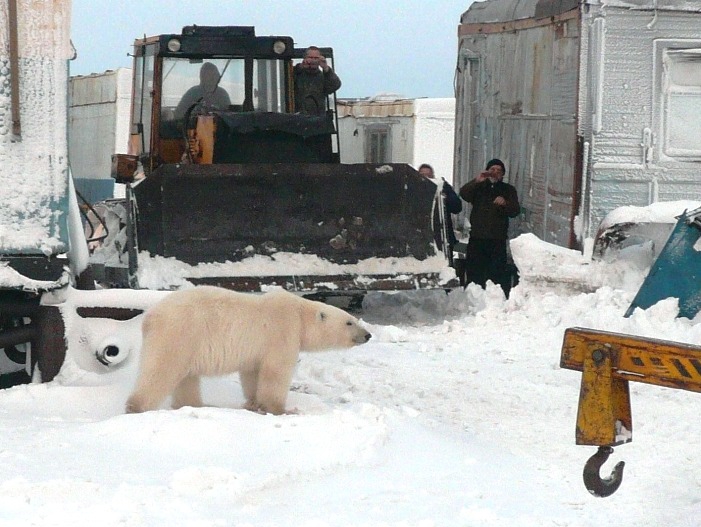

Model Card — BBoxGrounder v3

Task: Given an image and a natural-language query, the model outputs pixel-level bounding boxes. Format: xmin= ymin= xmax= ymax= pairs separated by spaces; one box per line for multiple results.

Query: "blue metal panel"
xmin=74 ymin=178 xmax=115 ymax=205
xmin=625 ymin=208 xmax=701 ymax=319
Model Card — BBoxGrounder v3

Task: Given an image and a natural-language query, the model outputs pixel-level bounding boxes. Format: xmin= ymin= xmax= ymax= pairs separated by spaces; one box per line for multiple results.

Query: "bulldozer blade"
xmin=625 ymin=208 xmax=701 ymax=319
xmin=132 ymin=163 xmax=439 ymax=266
xmin=189 ymin=272 xmax=450 ymax=294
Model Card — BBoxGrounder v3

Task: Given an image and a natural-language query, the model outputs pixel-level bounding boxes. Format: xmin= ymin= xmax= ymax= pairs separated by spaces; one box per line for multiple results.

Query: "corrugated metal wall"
xmin=454 ymin=9 xmax=580 ymax=246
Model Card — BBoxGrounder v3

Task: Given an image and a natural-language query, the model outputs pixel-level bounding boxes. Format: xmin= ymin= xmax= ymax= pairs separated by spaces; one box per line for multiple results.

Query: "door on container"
xmin=543 ymin=26 xmax=579 ymax=248
xmin=454 ymin=48 xmax=481 ymax=190
xmin=454 ymin=46 xmax=481 ymax=232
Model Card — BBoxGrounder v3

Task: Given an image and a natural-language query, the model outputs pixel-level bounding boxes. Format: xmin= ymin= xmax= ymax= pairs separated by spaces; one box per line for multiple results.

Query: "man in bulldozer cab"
xmin=293 ymin=46 xmax=342 ymax=115
xmin=174 ymin=62 xmax=232 ymax=124
xmin=154 ymin=45 xmax=338 ymax=165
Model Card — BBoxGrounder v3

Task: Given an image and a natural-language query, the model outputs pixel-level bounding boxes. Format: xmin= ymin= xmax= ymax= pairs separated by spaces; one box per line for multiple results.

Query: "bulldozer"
xmin=0 ymin=20 xmax=457 ymax=387
xmin=94 ymin=25 xmax=456 ymax=299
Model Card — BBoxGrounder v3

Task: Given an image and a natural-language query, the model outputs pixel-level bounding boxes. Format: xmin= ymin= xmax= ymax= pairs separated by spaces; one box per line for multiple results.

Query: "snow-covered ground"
xmin=2 ymin=232 xmax=701 ymax=526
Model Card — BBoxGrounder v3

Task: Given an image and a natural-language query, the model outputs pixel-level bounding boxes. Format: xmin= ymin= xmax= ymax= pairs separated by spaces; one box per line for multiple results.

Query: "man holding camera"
xmin=459 ymin=158 xmax=520 ymax=297
xmin=294 ymin=46 xmax=342 ymax=115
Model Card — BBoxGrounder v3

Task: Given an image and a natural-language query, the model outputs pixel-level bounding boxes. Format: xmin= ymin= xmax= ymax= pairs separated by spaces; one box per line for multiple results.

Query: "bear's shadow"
xmin=199 ymin=376 xmax=329 ymax=415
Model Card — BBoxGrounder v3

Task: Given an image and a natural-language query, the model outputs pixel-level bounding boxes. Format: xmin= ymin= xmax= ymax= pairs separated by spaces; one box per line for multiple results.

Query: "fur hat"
xmin=486 ymin=158 xmax=506 ymax=173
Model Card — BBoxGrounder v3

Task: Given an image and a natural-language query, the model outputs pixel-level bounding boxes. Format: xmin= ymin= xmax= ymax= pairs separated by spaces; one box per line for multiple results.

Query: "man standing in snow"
xmin=459 ymin=158 xmax=520 ymax=297
xmin=294 ymin=46 xmax=342 ymax=114
xmin=419 ymin=163 xmax=462 ymax=264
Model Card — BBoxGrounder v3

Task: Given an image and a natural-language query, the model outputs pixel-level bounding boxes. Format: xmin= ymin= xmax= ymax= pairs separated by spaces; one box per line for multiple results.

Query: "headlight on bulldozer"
xmin=273 ymin=40 xmax=286 ymax=54
xmin=167 ymin=38 xmax=181 ymax=52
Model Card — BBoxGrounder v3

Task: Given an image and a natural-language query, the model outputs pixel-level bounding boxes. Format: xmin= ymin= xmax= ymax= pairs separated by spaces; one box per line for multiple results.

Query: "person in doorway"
xmin=293 ymin=46 xmax=342 ymax=114
xmin=459 ymin=158 xmax=520 ymax=297
xmin=419 ymin=163 xmax=462 ymax=260
xmin=174 ymin=62 xmax=232 ymax=123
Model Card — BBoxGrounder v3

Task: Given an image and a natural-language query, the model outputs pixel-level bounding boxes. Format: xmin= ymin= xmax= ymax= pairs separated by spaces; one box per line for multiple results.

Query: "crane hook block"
xmin=582 ymin=446 xmax=625 ymax=497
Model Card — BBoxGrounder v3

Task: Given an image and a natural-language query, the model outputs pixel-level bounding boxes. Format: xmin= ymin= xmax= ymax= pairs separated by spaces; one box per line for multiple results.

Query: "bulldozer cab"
xmin=122 ymin=26 xmax=339 ymax=177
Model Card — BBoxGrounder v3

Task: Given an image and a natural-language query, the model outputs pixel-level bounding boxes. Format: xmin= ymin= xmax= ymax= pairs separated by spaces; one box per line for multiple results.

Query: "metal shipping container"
xmin=454 ymin=0 xmax=701 ymax=249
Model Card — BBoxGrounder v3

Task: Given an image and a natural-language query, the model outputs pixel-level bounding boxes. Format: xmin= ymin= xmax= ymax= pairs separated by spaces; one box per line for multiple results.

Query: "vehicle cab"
xmin=117 ymin=25 xmax=339 ymax=179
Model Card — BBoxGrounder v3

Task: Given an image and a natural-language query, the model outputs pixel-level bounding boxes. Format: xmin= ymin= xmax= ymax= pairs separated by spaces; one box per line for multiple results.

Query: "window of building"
xmin=365 ymin=127 xmax=390 ymax=163
xmin=661 ymin=47 xmax=701 ymax=159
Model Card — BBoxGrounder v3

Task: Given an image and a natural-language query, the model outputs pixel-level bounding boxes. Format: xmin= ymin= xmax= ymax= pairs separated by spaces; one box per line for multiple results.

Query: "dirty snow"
xmin=2 ymin=230 xmax=701 ymax=526
xmin=136 ymin=251 xmax=457 ymax=291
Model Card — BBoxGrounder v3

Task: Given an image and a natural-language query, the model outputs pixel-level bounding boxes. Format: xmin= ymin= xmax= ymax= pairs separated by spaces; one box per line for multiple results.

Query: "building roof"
xmin=460 ymin=0 xmax=578 ymax=24
xmin=461 ymin=0 xmax=700 ymax=25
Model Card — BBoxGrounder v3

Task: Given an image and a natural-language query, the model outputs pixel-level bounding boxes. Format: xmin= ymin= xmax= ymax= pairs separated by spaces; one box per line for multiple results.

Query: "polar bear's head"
xmin=301 ymin=300 xmax=371 ymax=352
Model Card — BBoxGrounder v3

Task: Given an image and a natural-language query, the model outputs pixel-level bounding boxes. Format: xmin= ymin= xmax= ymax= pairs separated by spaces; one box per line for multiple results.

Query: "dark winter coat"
xmin=433 ymin=180 xmax=463 ymax=251
xmin=293 ymin=65 xmax=342 ymax=114
xmin=459 ymin=179 xmax=520 ymax=240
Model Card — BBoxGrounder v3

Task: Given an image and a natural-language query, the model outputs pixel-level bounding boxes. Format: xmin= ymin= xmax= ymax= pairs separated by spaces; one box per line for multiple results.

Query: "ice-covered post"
xmin=0 ymin=0 xmax=73 ymax=259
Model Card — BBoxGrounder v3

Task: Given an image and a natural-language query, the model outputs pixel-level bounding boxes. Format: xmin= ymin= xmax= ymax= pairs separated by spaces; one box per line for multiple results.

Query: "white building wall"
xmin=391 ymin=117 xmax=414 ymax=164
xmin=338 ymin=97 xmax=455 ymax=177
xmin=113 ymin=68 xmax=133 ymax=155
xmin=68 ymin=68 xmax=133 ymax=202
xmin=337 ymin=116 xmax=363 ymax=163
xmin=412 ymin=98 xmax=456 ymax=184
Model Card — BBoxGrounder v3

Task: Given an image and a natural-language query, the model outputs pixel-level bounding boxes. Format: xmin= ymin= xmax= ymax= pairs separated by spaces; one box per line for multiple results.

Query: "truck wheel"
xmin=32 ymin=306 xmax=66 ymax=383
xmin=0 ymin=316 xmax=29 ymax=366
xmin=0 ymin=316 xmax=32 ymax=388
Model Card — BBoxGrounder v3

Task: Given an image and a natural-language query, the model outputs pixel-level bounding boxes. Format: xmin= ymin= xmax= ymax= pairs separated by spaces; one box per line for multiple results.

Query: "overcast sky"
xmin=70 ymin=0 xmax=476 ymax=99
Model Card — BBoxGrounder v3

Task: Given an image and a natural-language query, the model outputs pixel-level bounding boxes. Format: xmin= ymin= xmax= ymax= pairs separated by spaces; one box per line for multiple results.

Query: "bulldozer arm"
xmin=561 ymin=326 xmax=701 ymax=496
xmin=112 ymin=162 xmax=454 ymax=294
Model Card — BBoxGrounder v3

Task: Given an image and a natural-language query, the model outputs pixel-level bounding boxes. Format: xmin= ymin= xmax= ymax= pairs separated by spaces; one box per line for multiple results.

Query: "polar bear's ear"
xmin=318 ymin=311 xmax=327 ymax=322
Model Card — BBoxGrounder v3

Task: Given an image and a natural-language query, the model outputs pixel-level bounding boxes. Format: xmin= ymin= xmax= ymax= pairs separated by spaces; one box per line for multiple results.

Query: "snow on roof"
xmin=602 ymin=0 xmax=701 ymax=9
xmin=598 ymin=200 xmax=701 ymax=231
xmin=337 ymin=97 xmax=454 ymax=119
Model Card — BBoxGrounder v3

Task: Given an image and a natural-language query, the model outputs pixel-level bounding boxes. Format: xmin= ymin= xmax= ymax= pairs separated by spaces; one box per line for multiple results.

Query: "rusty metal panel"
xmin=70 ymin=71 xmax=120 ymax=106
xmin=454 ymin=4 xmax=580 ymax=247
xmin=547 ymin=118 xmax=578 ymax=244
xmin=336 ymin=99 xmax=415 ymax=118
xmin=457 ymin=0 xmax=701 ymax=250
xmin=460 ymin=0 xmax=578 ymax=24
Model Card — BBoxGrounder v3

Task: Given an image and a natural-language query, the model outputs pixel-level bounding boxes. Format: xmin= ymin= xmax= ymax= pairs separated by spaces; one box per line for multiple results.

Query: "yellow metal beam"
xmin=561 ymin=327 xmax=701 ymax=445
xmin=561 ymin=327 xmax=701 ymax=392
xmin=561 ymin=327 xmax=701 ymax=496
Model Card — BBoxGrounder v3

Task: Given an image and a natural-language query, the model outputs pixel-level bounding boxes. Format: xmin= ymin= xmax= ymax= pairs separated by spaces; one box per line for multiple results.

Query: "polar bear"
xmin=125 ymin=286 xmax=371 ymax=415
